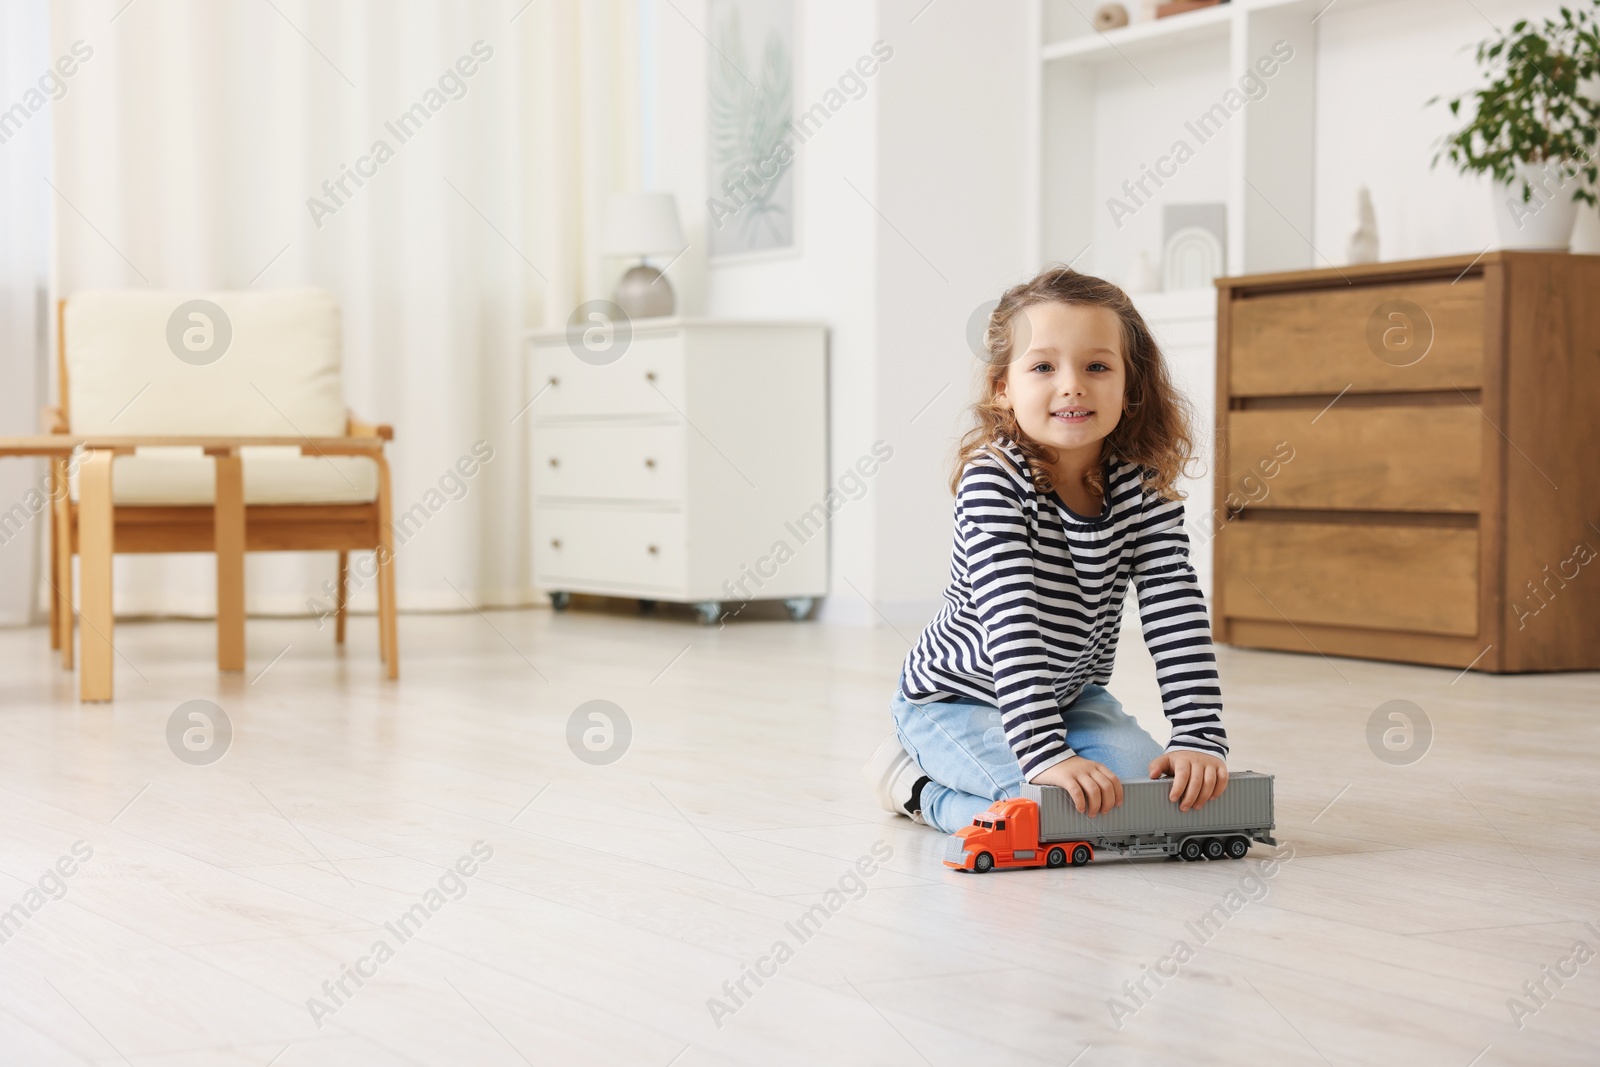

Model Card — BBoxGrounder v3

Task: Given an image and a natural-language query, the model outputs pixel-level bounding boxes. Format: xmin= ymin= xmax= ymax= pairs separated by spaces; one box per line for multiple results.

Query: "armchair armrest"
xmin=347 ymin=410 xmax=394 ymax=440
xmin=0 ymin=435 xmax=81 ymax=457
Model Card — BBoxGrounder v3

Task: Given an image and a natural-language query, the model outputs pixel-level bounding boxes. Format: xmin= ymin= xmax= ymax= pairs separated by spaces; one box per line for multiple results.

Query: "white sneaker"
xmin=862 ymin=733 xmax=929 ymax=824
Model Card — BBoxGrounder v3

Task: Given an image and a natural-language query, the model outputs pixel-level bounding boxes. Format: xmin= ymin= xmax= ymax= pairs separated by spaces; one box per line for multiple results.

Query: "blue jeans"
xmin=890 ymin=674 xmax=1164 ymax=834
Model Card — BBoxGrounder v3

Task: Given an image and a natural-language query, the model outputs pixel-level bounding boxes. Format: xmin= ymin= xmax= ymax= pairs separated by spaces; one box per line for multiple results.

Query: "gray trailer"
xmin=1026 ymin=770 xmax=1276 ymax=861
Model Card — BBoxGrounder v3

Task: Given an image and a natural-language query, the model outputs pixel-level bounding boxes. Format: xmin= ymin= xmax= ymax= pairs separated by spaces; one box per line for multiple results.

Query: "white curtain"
xmin=0 ymin=0 xmax=54 ymax=626
xmin=46 ymin=0 xmax=640 ymax=618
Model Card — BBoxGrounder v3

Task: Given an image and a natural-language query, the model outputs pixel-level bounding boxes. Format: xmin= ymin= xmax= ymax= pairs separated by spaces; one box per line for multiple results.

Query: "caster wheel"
xmin=693 ymin=600 xmax=721 ymax=626
xmin=549 ymin=591 xmax=570 ymax=612
xmin=784 ymin=597 xmax=815 ymax=621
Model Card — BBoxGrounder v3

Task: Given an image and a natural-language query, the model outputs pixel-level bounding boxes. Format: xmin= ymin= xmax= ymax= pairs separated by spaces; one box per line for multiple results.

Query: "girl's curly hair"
xmin=950 ymin=264 xmax=1196 ymax=502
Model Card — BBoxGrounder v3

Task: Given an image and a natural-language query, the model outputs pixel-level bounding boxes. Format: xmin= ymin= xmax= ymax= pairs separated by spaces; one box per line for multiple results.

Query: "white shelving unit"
xmin=1032 ymin=0 xmax=1377 ymax=597
xmin=1036 ymin=0 xmax=1355 ymax=285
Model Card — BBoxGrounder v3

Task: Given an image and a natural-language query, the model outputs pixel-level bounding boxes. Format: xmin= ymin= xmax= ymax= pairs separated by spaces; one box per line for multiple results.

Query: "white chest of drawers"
xmin=524 ymin=318 xmax=829 ymax=623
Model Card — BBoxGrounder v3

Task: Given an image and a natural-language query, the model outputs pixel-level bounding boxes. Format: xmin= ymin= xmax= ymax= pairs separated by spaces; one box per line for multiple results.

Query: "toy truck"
xmin=944 ymin=771 xmax=1276 ymax=872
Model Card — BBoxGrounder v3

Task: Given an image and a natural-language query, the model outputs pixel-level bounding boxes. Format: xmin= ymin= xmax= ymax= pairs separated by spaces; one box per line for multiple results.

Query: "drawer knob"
xmin=644 ymin=370 xmax=657 ymax=383
xmin=647 ymin=544 xmax=658 ymax=555
xmin=550 ymin=538 xmax=562 ymax=549
xmin=548 ymin=457 xmax=560 ymax=468
xmin=547 ymin=375 xmax=559 ymax=387
xmin=643 ymin=457 xmax=656 ymax=469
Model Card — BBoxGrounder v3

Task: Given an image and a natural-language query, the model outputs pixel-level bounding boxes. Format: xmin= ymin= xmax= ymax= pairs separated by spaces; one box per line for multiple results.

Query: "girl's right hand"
xmin=1030 ymin=755 xmax=1125 ymax=817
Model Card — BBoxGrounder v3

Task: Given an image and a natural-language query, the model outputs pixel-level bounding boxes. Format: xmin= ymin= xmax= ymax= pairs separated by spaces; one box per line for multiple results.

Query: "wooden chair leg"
xmin=47 ymin=461 xmax=59 ymax=650
xmin=335 ymin=550 xmax=348 ymax=645
xmin=375 ymin=554 xmax=391 ymax=669
xmin=54 ymin=465 xmax=75 ymax=670
xmin=379 ymin=564 xmax=398 ymax=678
xmin=78 ymin=450 xmax=115 ymax=702
xmin=374 ymin=557 xmax=389 ymax=666
xmin=375 ymin=456 xmax=398 ymax=680
xmin=213 ymin=452 xmax=246 ymax=672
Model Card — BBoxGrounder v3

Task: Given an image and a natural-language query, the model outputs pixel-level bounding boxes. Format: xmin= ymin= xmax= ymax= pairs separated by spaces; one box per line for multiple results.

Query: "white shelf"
xmin=1131 ymin=287 xmax=1218 ymax=323
xmin=1042 ymin=3 xmax=1234 ymax=63
xmin=1039 ymin=0 xmax=1385 ymax=66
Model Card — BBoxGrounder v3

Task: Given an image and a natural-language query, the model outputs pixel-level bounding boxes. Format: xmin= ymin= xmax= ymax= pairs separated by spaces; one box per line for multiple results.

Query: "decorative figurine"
xmin=1348 ymin=185 xmax=1380 ymax=265
xmin=1094 ymin=3 xmax=1130 ymax=30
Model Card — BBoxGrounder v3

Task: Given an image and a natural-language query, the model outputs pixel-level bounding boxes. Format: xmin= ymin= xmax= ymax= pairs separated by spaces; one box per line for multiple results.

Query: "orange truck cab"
xmin=943 ymin=796 xmax=1093 ymax=872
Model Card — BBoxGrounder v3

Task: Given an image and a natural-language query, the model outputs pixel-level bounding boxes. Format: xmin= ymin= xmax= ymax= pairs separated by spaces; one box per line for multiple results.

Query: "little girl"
xmin=864 ymin=265 xmax=1230 ymax=834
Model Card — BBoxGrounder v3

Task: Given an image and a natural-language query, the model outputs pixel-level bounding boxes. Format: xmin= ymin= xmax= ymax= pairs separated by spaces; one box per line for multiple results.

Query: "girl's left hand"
xmin=1148 ymin=751 xmax=1228 ymax=812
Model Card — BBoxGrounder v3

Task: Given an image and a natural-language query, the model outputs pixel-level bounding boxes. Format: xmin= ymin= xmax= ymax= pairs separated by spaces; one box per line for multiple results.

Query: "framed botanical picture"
xmin=706 ymin=0 xmax=796 ymax=261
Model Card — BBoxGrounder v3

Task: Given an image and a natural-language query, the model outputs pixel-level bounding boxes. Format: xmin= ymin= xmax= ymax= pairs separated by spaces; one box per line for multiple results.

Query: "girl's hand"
xmin=1148 ymin=751 xmax=1228 ymax=812
xmin=1031 ymin=756 xmax=1125 ymax=817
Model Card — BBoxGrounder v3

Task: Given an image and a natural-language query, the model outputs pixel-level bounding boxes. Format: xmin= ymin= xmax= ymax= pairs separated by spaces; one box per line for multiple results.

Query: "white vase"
xmin=1492 ymin=159 xmax=1581 ymax=250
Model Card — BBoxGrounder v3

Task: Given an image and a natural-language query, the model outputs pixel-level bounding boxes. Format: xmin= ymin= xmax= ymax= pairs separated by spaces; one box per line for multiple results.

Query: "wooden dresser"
xmin=1212 ymin=252 xmax=1600 ymax=673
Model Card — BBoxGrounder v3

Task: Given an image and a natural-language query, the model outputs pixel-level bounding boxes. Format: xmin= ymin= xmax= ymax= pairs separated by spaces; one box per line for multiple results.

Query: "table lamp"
xmin=603 ymin=192 xmax=685 ymax=319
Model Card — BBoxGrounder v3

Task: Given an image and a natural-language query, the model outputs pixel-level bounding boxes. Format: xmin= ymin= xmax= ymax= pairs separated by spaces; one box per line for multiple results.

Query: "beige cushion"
xmin=63 ymin=288 xmax=376 ymax=505
xmin=71 ymin=448 xmax=378 ymax=506
xmin=66 ymin=288 xmax=346 ymax=435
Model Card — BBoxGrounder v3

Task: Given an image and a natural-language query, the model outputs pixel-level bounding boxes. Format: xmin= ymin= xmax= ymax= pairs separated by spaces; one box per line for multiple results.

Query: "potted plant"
xmin=1430 ymin=2 xmax=1600 ymax=250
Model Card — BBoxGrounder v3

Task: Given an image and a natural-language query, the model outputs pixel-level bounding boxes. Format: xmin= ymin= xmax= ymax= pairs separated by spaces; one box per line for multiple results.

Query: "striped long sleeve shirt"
xmin=900 ymin=437 xmax=1228 ymax=781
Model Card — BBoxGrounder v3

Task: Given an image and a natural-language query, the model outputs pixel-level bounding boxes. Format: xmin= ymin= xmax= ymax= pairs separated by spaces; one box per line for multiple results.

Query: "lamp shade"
xmin=602 ymin=192 xmax=684 ymax=256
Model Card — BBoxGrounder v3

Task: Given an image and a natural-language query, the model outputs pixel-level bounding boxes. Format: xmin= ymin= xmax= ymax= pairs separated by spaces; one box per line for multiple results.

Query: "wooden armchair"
xmin=47 ymin=289 xmax=399 ymax=700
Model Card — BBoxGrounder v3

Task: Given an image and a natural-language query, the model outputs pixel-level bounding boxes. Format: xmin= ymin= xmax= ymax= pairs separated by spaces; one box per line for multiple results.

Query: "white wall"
xmin=871 ymin=0 xmax=1034 ymax=618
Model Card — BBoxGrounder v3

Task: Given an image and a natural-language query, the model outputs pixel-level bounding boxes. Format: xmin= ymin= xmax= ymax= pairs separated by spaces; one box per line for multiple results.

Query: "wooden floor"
xmin=0 ymin=603 xmax=1596 ymax=1066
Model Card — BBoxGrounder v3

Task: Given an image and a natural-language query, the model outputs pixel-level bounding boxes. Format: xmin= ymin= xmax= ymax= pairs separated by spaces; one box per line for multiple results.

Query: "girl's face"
xmin=995 ymin=301 xmax=1126 ymax=466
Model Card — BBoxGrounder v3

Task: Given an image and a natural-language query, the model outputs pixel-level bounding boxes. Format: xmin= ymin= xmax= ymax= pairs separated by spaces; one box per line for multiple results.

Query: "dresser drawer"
xmin=1227 ymin=406 xmax=1481 ymax=513
xmin=533 ymin=507 xmax=686 ymax=592
xmin=532 ymin=424 xmax=685 ymax=502
xmin=528 ymin=332 xmax=686 ymax=419
xmin=1222 ymin=522 xmax=1478 ymax=636
xmin=1230 ymin=279 xmax=1484 ymax=396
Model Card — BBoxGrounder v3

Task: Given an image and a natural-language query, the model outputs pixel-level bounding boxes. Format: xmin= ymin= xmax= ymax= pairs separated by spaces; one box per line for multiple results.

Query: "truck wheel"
xmin=1203 ymin=838 xmax=1226 ymax=860
xmin=974 ymin=852 xmax=994 ymax=873
xmin=1180 ymin=839 xmax=1203 ymax=861
xmin=1070 ymin=845 xmax=1091 ymax=867
xmin=1227 ymin=836 xmax=1250 ymax=859
xmin=1046 ymin=847 xmax=1066 ymax=868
